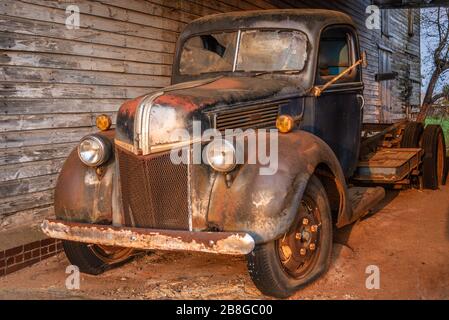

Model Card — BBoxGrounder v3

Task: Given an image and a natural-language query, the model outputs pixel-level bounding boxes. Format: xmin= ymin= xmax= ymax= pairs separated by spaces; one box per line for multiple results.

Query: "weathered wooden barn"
xmin=0 ymin=0 xmax=427 ymax=275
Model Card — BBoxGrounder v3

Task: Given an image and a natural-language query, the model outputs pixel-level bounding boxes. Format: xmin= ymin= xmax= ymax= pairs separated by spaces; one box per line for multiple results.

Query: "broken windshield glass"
xmin=179 ymin=32 xmax=237 ymax=75
xmin=179 ymin=29 xmax=308 ymax=75
xmin=236 ymin=30 xmax=308 ymax=72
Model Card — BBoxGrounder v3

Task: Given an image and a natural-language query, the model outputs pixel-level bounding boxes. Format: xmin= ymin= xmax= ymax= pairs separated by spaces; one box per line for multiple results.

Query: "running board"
xmin=348 ymin=186 xmax=385 ymax=222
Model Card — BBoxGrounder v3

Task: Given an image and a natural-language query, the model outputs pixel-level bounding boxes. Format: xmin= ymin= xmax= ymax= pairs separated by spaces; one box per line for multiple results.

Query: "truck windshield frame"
xmin=179 ymin=29 xmax=309 ymax=76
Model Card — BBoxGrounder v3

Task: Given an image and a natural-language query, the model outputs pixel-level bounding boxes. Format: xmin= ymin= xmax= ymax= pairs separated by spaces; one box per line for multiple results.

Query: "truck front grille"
xmin=214 ymin=102 xmax=281 ymax=131
xmin=116 ymin=148 xmax=189 ymax=230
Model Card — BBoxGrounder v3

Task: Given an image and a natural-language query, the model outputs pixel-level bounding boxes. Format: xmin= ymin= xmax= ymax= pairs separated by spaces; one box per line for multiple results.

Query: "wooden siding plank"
xmin=0 ymin=158 xmax=65 ymax=182
xmin=0 ymin=112 xmax=118 ymax=132
xmin=20 ymin=0 xmax=187 ymax=32
xmin=0 ymin=99 xmax=125 ymax=115
xmin=0 ymin=14 xmax=176 ymax=54
xmin=0 ymin=52 xmax=172 ymax=76
xmin=0 ymin=190 xmax=53 ymax=216
xmin=0 ymin=66 xmax=170 ymax=87
xmin=1 ymin=1 xmax=180 ymax=42
xmin=0 ymin=143 xmax=76 ymax=165
xmin=0 ymin=32 xmax=174 ymax=65
xmin=0 ymin=82 xmax=155 ymax=99
xmin=1 ymin=127 xmax=95 ymax=148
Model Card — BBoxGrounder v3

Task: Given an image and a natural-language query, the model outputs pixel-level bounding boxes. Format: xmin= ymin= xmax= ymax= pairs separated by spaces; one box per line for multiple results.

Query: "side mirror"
xmin=361 ymin=51 xmax=368 ymax=68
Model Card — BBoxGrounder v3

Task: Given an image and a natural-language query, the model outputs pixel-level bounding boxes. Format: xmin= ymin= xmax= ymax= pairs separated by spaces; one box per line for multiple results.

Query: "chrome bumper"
xmin=41 ymin=219 xmax=255 ymax=255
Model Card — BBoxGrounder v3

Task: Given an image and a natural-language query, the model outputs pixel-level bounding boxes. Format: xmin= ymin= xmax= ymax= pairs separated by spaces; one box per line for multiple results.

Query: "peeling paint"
xmin=41 ymin=219 xmax=255 ymax=255
xmin=252 ymin=191 xmax=274 ymax=208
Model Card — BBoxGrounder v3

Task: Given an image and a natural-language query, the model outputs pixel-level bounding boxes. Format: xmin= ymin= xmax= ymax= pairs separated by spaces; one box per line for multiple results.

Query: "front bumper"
xmin=41 ymin=219 xmax=255 ymax=255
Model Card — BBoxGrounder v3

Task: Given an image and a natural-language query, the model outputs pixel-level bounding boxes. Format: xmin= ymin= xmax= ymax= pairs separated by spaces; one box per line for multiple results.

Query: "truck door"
xmin=310 ymin=25 xmax=364 ymax=177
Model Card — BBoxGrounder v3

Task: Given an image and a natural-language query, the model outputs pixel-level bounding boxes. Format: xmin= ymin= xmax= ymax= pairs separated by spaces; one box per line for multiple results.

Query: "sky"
xmin=420 ymin=7 xmax=449 ymax=101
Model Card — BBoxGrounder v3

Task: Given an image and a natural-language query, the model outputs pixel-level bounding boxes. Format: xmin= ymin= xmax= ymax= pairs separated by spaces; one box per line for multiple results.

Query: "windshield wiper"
xmin=252 ymin=70 xmax=302 ymax=77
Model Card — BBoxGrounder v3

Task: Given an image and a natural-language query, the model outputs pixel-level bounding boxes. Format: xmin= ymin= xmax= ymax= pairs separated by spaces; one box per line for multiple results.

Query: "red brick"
xmin=56 ymin=242 xmax=63 ymax=250
xmin=15 ymin=254 xmax=24 ymax=264
xmin=40 ymin=247 xmax=48 ymax=255
xmin=0 ymin=259 xmax=5 ymax=268
xmin=48 ymin=244 xmax=56 ymax=253
xmin=0 ymin=268 xmax=5 ymax=277
xmin=24 ymin=241 xmax=41 ymax=251
xmin=6 ymin=263 xmax=24 ymax=275
xmin=40 ymin=238 xmax=55 ymax=246
xmin=0 ymin=251 xmax=4 ymax=259
xmin=6 ymin=257 xmax=14 ymax=267
xmin=31 ymin=248 xmax=40 ymax=258
xmin=5 ymin=246 xmax=23 ymax=257
xmin=24 ymin=251 xmax=32 ymax=260
xmin=20 ymin=258 xmax=39 ymax=269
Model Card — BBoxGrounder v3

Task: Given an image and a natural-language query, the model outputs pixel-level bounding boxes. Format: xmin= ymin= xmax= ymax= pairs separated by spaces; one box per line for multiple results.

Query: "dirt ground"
xmin=1 ymin=186 xmax=448 ymax=300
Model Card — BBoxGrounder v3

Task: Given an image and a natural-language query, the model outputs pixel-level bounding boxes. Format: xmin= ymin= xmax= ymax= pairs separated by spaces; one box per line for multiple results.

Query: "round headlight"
xmin=205 ymin=139 xmax=236 ymax=172
xmin=78 ymin=135 xmax=111 ymax=167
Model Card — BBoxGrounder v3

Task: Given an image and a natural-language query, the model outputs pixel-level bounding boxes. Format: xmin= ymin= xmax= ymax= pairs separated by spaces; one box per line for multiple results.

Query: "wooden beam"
xmin=373 ymin=0 xmax=449 ymax=8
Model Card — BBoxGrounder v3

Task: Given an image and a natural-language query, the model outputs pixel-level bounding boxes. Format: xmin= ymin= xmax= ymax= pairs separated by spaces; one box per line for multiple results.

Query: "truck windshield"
xmin=179 ymin=30 xmax=308 ymax=75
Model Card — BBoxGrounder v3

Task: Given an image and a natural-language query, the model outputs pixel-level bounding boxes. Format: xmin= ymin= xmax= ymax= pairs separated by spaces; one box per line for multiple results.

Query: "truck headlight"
xmin=78 ymin=135 xmax=111 ymax=167
xmin=205 ymin=139 xmax=236 ymax=172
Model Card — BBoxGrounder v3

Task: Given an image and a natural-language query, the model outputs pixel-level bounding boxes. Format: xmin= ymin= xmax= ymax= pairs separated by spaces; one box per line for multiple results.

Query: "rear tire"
xmin=421 ymin=125 xmax=447 ymax=189
xmin=63 ymin=241 xmax=134 ymax=275
xmin=401 ymin=122 xmax=423 ymax=148
xmin=246 ymin=175 xmax=332 ymax=298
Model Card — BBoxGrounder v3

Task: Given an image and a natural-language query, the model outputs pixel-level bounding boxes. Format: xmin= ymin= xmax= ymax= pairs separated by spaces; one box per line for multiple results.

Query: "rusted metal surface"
xmin=115 ymin=95 xmax=145 ymax=146
xmin=54 ymin=130 xmax=122 ymax=225
xmin=360 ymin=121 xmax=407 ymax=156
xmin=206 ymin=130 xmax=354 ymax=242
xmin=41 ymin=219 xmax=255 ymax=255
xmin=348 ymin=187 xmax=385 ymax=220
xmin=116 ymin=148 xmax=190 ymax=230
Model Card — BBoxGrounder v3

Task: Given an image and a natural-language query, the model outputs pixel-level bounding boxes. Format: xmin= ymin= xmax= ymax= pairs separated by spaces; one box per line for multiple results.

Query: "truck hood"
xmin=116 ymin=76 xmax=303 ymax=148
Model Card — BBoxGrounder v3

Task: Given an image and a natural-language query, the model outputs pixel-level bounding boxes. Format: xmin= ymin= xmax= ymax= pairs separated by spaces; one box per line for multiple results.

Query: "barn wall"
xmin=0 ymin=0 xmax=420 ymax=231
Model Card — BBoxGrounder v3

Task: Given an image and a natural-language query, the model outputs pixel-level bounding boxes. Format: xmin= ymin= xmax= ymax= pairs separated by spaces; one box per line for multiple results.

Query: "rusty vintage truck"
xmin=41 ymin=9 xmax=447 ymax=298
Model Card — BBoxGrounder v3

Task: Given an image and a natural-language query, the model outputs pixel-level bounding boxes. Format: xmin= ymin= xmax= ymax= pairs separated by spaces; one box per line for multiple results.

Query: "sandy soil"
xmin=1 ymin=187 xmax=448 ymax=300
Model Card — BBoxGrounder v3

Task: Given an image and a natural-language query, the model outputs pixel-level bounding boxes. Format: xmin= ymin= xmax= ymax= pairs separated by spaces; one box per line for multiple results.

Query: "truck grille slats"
xmin=215 ymin=103 xmax=280 ymax=131
xmin=117 ymin=148 xmax=189 ymax=230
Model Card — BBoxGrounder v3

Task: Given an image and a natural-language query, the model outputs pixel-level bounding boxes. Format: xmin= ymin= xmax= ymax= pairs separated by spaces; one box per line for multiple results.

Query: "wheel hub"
xmin=277 ymin=198 xmax=321 ymax=278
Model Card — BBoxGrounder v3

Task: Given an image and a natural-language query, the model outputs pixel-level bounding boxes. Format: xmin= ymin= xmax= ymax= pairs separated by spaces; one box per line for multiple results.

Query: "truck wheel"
xmin=422 ymin=125 xmax=447 ymax=189
xmin=246 ymin=175 xmax=332 ymax=298
xmin=62 ymin=241 xmax=134 ymax=275
xmin=401 ymin=122 xmax=423 ymax=148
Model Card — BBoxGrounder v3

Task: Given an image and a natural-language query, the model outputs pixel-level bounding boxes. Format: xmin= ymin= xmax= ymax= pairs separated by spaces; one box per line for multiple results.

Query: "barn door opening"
xmin=379 ymin=48 xmax=392 ymax=123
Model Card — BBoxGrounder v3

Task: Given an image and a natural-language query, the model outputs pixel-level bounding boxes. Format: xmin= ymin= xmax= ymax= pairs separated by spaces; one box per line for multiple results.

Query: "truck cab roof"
xmin=172 ymin=9 xmax=357 ymax=86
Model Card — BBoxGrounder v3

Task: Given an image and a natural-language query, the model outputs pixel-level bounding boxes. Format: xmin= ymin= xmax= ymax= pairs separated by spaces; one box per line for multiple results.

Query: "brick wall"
xmin=0 ymin=238 xmax=62 ymax=277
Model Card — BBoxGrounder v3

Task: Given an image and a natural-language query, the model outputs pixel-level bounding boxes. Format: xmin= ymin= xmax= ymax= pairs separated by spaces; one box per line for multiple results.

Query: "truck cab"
xmin=41 ymin=9 xmax=446 ymax=298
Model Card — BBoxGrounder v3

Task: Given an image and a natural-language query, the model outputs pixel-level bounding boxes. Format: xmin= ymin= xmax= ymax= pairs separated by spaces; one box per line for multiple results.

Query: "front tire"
xmin=63 ymin=241 xmax=134 ymax=275
xmin=247 ymin=175 xmax=333 ymax=298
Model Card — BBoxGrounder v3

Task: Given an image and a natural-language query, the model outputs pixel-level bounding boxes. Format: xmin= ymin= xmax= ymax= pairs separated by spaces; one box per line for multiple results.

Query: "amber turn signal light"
xmin=96 ymin=114 xmax=112 ymax=131
xmin=276 ymin=115 xmax=294 ymax=133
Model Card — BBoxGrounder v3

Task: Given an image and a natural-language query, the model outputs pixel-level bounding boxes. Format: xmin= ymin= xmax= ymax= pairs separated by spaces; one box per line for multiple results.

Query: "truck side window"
xmin=317 ymin=27 xmax=358 ymax=84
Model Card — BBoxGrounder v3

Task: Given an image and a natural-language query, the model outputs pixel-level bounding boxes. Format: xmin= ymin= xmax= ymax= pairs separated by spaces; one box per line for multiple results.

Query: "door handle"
xmin=357 ymin=94 xmax=365 ymax=111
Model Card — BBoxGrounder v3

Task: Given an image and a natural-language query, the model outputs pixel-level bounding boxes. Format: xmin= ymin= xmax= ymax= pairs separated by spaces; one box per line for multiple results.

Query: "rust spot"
xmin=118 ymin=95 xmax=145 ymax=117
xmin=200 ymin=77 xmax=247 ymax=90
xmin=41 ymin=219 xmax=255 ymax=255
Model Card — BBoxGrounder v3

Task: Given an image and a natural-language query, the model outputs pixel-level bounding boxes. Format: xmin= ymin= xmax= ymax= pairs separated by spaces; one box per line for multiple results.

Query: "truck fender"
xmin=207 ymin=130 xmax=353 ymax=244
xmin=54 ymin=131 xmax=122 ymax=224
